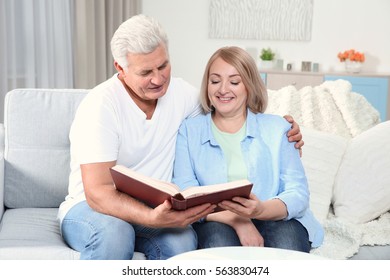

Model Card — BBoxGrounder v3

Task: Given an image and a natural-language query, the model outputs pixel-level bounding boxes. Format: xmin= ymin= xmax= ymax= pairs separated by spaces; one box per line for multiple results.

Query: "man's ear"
xmin=114 ymin=61 xmax=125 ymax=75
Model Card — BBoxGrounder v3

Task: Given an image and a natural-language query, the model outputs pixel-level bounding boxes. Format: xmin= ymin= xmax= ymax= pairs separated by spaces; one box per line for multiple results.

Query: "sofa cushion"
xmin=332 ymin=121 xmax=390 ymax=224
xmin=300 ymin=127 xmax=348 ymax=223
xmin=0 ymin=207 xmax=146 ymax=260
xmin=3 ymin=89 xmax=87 ymax=208
xmin=0 ymin=208 xmax=80 ymax=259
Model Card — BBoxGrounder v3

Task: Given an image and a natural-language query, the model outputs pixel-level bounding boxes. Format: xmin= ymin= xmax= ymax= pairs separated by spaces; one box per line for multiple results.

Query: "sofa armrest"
xmin=0 ymin=123 xmax=4 ymax=221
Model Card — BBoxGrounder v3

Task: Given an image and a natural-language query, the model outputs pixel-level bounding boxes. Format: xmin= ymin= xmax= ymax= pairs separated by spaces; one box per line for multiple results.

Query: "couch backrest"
xmin=3 ymin=89 xmax=88 ymax=208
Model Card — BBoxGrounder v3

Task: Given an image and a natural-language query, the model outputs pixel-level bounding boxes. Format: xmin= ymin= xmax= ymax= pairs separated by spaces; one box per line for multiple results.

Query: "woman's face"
xmin=208 ymin=57 xmax=248 ymax=118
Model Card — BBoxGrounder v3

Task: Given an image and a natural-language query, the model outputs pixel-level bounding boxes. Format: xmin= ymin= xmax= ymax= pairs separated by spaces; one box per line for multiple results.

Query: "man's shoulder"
xmin=170 ymin=76 xmax=195 ymax=87
xmin=81 ymin=76 xmax=123 ymax=105
xmin=186 ymin=112 xmax=207 ymax=121
xmin=166 ymin=77 xmax=201 ymax=118
xmin=89 ymin=75 xmax=120 ymax=96
xmin=181 ymin=113 xmax=208 ymax=128
xmin=168 ymin=77 xmax=198 ymax=94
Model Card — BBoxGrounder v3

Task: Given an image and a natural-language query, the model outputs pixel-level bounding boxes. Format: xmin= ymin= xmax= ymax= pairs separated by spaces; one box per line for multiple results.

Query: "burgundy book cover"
xmin=110 ymin=168 xmax=172 ymax=208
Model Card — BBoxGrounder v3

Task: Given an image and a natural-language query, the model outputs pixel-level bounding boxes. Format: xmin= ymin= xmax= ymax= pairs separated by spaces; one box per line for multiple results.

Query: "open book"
xmin=110 ymin=165 xmax=253 ymax=210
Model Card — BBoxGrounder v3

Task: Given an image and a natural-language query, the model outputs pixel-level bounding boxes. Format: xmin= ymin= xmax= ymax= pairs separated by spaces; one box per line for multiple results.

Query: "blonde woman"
xmin=173 ymin=46 xmax=323 ymax=252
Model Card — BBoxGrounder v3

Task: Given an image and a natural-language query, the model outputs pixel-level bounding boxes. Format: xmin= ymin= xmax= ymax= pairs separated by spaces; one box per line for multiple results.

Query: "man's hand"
xmin=283 ymin=115 xmax=303 ymax=156
xmin=149 ymin=200 xmax=216 ymax=228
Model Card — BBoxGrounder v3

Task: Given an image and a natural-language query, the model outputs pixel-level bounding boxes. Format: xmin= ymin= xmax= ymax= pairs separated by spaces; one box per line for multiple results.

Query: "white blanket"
xmin=265 ymin=79 xmax=380 ymax=138
xmin=311 ymin=212 xmax=390 ymax=259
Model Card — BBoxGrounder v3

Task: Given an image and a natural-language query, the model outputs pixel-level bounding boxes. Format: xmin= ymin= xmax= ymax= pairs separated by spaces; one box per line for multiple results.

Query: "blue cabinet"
xmin=324 ymin=75 xmax=389 ymax=121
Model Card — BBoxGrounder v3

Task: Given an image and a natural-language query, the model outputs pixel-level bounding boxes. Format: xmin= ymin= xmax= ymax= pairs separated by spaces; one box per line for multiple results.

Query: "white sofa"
xmin=0 ymin=83 xmax=389 ymax=259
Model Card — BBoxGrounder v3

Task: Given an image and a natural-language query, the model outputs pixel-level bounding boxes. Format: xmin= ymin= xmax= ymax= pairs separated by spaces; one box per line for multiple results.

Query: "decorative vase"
xmin=259 ymin=60 xmax=274 ymax=70
xmin=345 ymin=60 xmax=362 ymax=73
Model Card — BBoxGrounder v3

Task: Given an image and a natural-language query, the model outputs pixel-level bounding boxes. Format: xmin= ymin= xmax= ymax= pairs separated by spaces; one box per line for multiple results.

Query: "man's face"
xmin=122 ymin=44 xmax=171 ymax=101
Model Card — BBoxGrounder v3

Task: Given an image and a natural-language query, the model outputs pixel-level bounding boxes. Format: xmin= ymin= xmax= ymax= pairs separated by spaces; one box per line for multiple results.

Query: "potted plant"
xmin=260 ymin=48 xmax=275 ymax=61
xmin=259 ymin=47 xmax=275 ymax=69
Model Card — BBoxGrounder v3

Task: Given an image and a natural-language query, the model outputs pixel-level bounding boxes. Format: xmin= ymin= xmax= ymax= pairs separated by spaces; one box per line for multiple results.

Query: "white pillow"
xmin=300 ymin=127 xmax=348 ymax=224
xmin=333 ymin=121 xmax=390 ymax=224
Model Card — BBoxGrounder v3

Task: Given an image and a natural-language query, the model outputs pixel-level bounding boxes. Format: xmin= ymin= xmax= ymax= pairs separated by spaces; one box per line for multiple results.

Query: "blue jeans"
xmin=193 ymin=219 xmax=311 ymax=252
xmin=61 ymin=201 xmax=198 ymax=260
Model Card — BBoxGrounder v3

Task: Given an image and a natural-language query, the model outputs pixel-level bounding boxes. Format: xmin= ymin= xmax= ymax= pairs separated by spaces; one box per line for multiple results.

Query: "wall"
xmin=142 ymin=0 xmax=390 ymax=88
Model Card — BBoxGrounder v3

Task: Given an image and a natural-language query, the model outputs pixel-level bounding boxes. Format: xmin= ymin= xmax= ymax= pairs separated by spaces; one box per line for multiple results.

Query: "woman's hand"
xmin=234 ymin=220 xmax=264 ymax=247
xmin=219 ymin=193 xmax=288 ymax=221
xmin=219 ymin=193 xmax=263 ymax=219
xmin=207 ymin=211 xmax=264 ymax=246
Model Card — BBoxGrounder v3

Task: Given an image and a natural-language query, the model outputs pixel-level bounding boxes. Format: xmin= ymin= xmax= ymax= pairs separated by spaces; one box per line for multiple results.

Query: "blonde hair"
xmin=200 ymin=46 xmax=268 ymax=114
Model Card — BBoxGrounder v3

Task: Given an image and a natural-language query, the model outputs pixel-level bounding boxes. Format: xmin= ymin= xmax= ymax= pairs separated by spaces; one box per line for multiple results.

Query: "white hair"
xmin=110 ymin=14 xmax=169 ymax=68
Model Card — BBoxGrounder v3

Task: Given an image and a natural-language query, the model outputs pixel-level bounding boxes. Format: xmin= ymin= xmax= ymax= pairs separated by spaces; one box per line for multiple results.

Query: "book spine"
xmin=170 ymin=196 xmax=188 ymax=211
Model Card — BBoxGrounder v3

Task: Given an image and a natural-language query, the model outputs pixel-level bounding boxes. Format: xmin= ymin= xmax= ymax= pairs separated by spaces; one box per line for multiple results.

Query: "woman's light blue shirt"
xmin=172 ymin=110 xmax=324 ymax=248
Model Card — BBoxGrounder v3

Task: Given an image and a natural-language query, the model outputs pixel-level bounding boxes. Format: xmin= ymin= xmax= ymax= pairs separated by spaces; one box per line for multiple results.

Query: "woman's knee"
xmin=260 ymin=220 xmax=310 ymax=252
xmin=138 ymin=226 xmax=198 ymax=260
xmin=193 ymin=222 xmax=241 ymax=248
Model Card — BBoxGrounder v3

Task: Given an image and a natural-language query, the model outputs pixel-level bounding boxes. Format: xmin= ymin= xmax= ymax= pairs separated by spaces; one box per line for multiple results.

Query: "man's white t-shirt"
xmin=57 ymin=74 xmax=201 ymax=223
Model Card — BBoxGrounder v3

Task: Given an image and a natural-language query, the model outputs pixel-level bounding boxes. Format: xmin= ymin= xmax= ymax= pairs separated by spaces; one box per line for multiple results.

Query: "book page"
xmin=181 ymin=179 xmax=252 ymax=199
xmin=112 ymin=165 xmax=180 ymax=195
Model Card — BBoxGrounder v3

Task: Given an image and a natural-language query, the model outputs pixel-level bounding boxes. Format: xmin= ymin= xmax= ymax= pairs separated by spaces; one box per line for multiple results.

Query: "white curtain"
xmin=0 ymin=0 xmax=141 ymax=122
xmin=0 ymin=0 xmax=74 ymax=121
xmin=0 ymin=2 xmax=7 ymax=116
